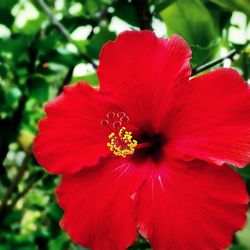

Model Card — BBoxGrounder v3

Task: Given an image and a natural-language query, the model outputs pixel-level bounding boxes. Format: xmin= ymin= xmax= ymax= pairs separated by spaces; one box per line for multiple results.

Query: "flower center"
xmin=101 ymin=111 xmax=137 ymax=158
xmin=132 ymin=131 xmax=166 ymax=163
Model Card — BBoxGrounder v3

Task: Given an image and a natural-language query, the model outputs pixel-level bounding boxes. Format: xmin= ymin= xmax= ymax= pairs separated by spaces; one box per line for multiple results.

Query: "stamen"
xmin=101 ymin=111 xmax=137 ymax=157
xmin=107 ymin=127 xmax=137 ymax=158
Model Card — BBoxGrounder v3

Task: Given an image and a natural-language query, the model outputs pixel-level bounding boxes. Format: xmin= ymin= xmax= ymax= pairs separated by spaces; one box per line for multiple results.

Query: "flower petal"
xmin=165 ymin=68 xmax=250 ymax=168
xmin=56 ymin=158 xmax=147 ymax=250
xmin=134 ymin=160 xmax=248 ymax=250
xmin=98 ymin=31 xmax=191 ymax=129
xmin=33 ymin=82 xmax=114 ymax=174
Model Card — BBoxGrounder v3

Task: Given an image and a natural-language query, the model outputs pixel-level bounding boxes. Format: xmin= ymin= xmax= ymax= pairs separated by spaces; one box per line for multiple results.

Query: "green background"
xmin=0 ymin=0 xmax=250 ymax=249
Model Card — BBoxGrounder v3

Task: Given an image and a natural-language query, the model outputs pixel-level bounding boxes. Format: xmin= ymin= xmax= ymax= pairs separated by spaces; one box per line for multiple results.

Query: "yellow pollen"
xmin=107 ymin=127 xmax=137 ymax=158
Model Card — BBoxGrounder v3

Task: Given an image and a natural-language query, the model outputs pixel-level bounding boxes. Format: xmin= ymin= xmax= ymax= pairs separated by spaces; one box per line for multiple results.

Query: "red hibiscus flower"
xmin=33 ymin=31 xmax=250 ymax=250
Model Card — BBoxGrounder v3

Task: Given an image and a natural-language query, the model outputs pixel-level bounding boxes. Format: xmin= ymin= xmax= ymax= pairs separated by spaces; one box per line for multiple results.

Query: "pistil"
xmin=101 ymin=111 xmax=137 ymax=158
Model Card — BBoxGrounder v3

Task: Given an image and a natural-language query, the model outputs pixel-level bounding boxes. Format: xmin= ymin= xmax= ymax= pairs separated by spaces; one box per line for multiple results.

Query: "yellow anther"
xmin=107 ymin=127 xmax=137 ymax=158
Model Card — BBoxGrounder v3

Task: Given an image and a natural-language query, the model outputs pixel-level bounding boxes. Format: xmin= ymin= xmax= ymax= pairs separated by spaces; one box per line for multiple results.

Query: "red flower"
xmin=34 ymin=31 xmax=250 ymax=250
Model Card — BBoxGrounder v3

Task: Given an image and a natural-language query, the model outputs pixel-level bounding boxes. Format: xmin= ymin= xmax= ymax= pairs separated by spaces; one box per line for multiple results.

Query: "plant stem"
xmin=8 ymin=172 xmax=45 ymax=211
xmin=58 ymin=66 xmax=75 ymax=93
xmin=0 ymin=32 xmax=39 ymax=182
xmin=35 ymin=0 xmax=97 ymax=68
xmin=35 ymin=0 xmax=69 ymax=39
xmin=191 ymin=50 xmax=238 ymax=76
xmin=0 ymin=154 xmax=30 ymax=220
xmin=132 ymin=0 xmax=153 ymax=30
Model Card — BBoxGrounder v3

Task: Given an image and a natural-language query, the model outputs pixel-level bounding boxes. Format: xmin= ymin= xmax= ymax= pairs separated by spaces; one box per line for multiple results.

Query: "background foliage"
xmin=0 ymin=0 xmax=250 ymax=249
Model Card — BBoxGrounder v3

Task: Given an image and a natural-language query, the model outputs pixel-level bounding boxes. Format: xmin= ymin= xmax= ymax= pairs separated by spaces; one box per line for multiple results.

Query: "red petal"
xmin=98 ymin=31 xmax=191 ymax=129
xmin=134 ymin=160 xmax=248 ymax=250
xmin=33 ymin=83 xmax=114 ymax=174
xmin=57 ymin=158 xmax=147 ymax=250
xmin=165 ymin=68 xmax=250 ymax=168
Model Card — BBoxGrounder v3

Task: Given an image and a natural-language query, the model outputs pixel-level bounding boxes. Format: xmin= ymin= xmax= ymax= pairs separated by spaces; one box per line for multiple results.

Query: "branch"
xmin=8 ymin=172 xmax=45 ymax=211
xmin=132 ymin=0 xmax=153 ymax=30
xmin=0 ymin=34 xmax=40 ymax=221
xmin=58 ymin=65 xmax=75 ymax=93
xmin=0 ymin=154 xmax=30 ymax=219
xmin=0 ymin=32 xmax=39 ymax=178
xmin=35 ymin=0 xmax=69 ymax=39
xmin=191 ymin=50 xmax=238 ymax=76
xmin=35 ymin=0 xmax=97 ymax=68
xmin=0 ymin=88 xmax=27 ymax=173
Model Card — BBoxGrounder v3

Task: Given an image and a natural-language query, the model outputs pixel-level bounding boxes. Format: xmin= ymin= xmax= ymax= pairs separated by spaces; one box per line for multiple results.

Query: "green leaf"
xmin=84 ymin=0 xmax=112 ymax=16
xmin=236 ymin=165 xmax=250 ymax=179
xmin=20 ymin=13 xmax=47 ymax=35
xmin=0 ymin=0 xmax=16 ymax=29
xmin=229 ymin=245 xmax=247 ymax=250
xmin=72 ymin=72 xmax=99 ymax=87
xmin=0 ymin=36 xmax=30 ymax=63
xmin=155 ymin=0 xmax=176 ymax=13
xmin=160 ymin=0 xmax=218 ymax=47
xmin=46 ymin=49 xmax=79 ymax=67
xmin=0 ymin=86 xmax=22 ymax=117
xmin=5 ymin=87 xmax=22 ymax=108
xmin=0 ymin=0 xmax=17 ymax=9
xmin=0 ymin=246 xmax=11 ymax=250
xmin=0 ymin=63 xmax=8 ymax=78
xmin=3 ymin=210 xmax=23 ymax=225
xmin=37 ymin=33 xmax=58 ymax=53
xmin=48 ymin=233 xmax=69 ymax=250
xmin=85 ymin=0 xmax=101 ymax=15
xmin=209 ymin=0 xmax=250 ymax=18
xmin=114 ymin=2 xmax=138 ymax=26
xmin=86 ymin=28 xmax=116 ymax=59
xmin=46 ymin=203 xmax=63 ymax=221
xmin=236 ymin=211 xmax=250 ymax=249
xmin=0 ymin=8 xmax=14 ymax=26
xmin=190 ymin=38 xmax=220 ymax=67
xmin=27 ymin=75 xmax=49 ymax=104
xmin=232 ymin=50 xmax=250 ymax=81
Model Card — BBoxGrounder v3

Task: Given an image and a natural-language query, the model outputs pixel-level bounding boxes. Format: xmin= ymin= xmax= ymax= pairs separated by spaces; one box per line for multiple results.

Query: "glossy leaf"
xmin=209 ymin=0 xmax=250 ymax=18
xmin=160 ymin=0 xmax=219 ymax=47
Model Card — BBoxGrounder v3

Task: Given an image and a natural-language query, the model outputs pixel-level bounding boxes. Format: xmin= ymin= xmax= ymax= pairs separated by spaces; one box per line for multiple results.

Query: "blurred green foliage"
xmin=0 ymin=0 xmax=249 ymax=249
